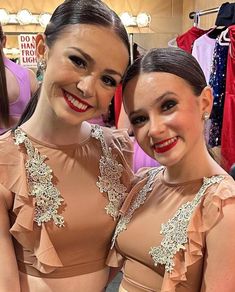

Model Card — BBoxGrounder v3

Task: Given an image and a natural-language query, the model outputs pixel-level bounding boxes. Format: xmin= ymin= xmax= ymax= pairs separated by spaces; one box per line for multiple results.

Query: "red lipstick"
xmin=62 ymin=89 xmax=92 ymax=113
xmin=153 ymin=137 xmax=178 ymax=154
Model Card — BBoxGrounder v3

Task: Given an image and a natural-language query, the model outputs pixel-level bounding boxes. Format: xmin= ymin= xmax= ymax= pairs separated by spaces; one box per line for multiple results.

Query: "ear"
xmin=199 ymin=86 xmax=213 ymax=116
xmin=35 ymin=34 xmax=48 ymax=60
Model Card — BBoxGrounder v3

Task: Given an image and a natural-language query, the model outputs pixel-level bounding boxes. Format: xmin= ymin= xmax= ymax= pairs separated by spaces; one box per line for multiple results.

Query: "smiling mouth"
xmin=153 ymin=137 xmax=178 ymax=154
xmin=62 ymin=89 xmax=92 ymax=113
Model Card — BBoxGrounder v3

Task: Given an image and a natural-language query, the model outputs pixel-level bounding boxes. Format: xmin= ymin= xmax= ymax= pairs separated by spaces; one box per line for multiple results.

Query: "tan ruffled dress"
xmin=108 ymin=167 xmax=235 ymax=291
xmin=0 ymin=124 xmax=133 ymax=278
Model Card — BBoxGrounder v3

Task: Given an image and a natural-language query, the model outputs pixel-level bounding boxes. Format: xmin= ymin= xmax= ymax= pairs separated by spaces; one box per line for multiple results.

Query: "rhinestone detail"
xmin=149 ymin=175 xmax=224 ymax=273
xmin=111 ymin=167 xmax=164 ymax=248
xmin=13 ymin=125 xmax=128 ymax=227
xmin=13 ymin=128 xmax=65 ymax=227
xmin=91 ymin=125 xmax=128 ymax=219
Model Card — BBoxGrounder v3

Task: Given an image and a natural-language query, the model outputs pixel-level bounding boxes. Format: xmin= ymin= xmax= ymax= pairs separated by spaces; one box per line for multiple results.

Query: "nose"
xmin=76 ymin=75 xmax=96 ymax=98
xmin=147 ymin=115 xmax=166 ymax=138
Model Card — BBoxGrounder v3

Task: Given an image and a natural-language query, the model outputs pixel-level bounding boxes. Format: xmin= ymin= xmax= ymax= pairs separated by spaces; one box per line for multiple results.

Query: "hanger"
xmin=218 ymin=27 xmax=230 ymax=46
xmin=207 ymin=25 xmax=227 ymax=39
xmin=193 ymin=11 xmax=200 ymax=27
xmin=168 ymin=37 xmax=178 ymax=48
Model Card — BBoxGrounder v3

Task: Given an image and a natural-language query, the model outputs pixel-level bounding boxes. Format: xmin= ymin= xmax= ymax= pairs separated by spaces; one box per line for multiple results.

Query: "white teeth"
xmin=75 ymin=100 xmax=79 ymax=106
xmin=65 ymin=92 xmax=88 ymax=110
xmin=157 ymin=137 xmax=177 ymax=148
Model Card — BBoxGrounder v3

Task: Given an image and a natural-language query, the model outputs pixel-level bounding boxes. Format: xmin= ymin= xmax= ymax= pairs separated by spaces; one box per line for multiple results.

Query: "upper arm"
xmin=201 ymin=201 xmax=235 ymax=292
xmin=0 ymin=184 xmax=20 ymax=291
xmin=28 ymin=69 xmax=39 ymax=95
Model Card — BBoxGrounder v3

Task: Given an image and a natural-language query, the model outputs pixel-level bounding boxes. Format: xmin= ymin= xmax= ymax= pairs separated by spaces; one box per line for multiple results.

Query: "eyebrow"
xmin=69 ymin=47 xmax=123 ymax=78
xmin=129 ymin=91 xmax=177 ymax=117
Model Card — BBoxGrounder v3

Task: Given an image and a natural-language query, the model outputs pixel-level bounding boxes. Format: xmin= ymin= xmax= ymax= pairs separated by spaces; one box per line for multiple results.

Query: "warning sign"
xmin=18 ymin=34 xmax=37 ymax=68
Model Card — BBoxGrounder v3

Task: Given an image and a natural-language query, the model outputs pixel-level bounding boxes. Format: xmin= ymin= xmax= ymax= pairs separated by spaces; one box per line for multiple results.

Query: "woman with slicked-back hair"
xmin=0 ymin=0 xmax=133 ymax=291
xmin=108 ymin=47 xmax=235 ymax=292
xmin=0 ymin=23 xmax=38 ymax=134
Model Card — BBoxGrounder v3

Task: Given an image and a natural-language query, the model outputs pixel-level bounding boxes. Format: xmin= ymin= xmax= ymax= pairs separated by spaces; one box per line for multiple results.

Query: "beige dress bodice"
xmin=108 ymin=167 xmax=235 ymax=291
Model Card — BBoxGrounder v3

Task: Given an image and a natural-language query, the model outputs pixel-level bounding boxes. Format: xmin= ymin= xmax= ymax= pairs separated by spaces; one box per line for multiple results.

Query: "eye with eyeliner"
xmin=130 ymin=115 xmax=148 ymax=126
xmin=161 ymin=99 xmax=177 ymax=111
xmin=69 ymin=55 xmax=87 ymax=69
xmin=101 ymin=75 xmax=117 ymax=87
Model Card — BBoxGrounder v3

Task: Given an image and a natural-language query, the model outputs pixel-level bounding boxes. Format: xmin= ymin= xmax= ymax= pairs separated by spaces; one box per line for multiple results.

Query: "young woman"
xmin=108 ymin=47 xmax=235 ymax=292
xmin=0 ymin=24 xmax=38 ymax=134
xmin=0 ymin=0 xmax=133 ymax=291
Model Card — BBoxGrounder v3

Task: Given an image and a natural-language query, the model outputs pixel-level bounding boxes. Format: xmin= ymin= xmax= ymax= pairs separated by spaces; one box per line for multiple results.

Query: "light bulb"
xmin=119 ymin=12 xmax=133 ymax=27
xmin=38 ymin=12 xmax=51 ymax=28
xmin=0 ymin=9 xmax=10 ymax=25
xmin=16 ymin=9 xmax=33 ymax=25
xmin=11 ymin=48 xmax=20 ymax=55
xmin=136 ymin=12 xmax=151 ymax=27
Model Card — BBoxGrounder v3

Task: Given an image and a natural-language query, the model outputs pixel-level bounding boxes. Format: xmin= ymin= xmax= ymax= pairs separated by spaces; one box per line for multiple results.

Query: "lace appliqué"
xmin=111 ymin=167 xmax=164 ymax=248
xmin=91 ymin=125 xmax=128 ymax=220
xmin=13 ymin=125 xmax=127 ymax=226
xmin=13 ymin=128 xmax=65 ymax=227
xmin=149 ymin=175 xmax=224 ymax=273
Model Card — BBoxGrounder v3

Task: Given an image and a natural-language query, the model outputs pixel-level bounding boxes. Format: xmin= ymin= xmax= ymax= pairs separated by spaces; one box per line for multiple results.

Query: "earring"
xmin=37 ymin=58 xmax=47 ymax=82
xmin=202 ymin=112 xmax=210 ymax=121
xmin=37 ymin=58 xmax=47 ymax=71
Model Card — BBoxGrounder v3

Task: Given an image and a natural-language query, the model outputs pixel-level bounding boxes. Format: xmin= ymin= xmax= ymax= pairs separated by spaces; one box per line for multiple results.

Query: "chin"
xmin=153 ymin=154 xmax=182 ymax=168
xmin=55 ymin=112 xmax=85 ymax=126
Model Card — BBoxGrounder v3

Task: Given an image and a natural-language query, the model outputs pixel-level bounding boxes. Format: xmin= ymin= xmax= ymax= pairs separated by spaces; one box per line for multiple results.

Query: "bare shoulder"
xmin=27 ymin=68 xmax=39 ymax=94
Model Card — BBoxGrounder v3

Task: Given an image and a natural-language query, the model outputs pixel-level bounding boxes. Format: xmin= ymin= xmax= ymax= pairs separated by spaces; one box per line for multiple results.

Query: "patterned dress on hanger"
xmin=208 ymin=36 xmax=229 ymax=147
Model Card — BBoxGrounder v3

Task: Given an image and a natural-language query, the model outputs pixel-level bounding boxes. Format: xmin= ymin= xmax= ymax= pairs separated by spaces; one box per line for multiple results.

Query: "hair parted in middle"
xmin=122 ymin=47 xmax=207 ymax=96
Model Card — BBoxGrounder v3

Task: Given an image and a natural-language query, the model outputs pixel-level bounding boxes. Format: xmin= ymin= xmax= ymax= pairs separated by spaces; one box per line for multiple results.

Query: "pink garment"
xmin=0 ymin=58 xmax=31 ymax=134
xmin=114 ymin=84 xmax=122 ymax=128
xmin=192 ymin=33 xmax=216 ymax=84
xmin=88 ymin=116 xmax=106 ymax=126
xmin=133 ymin=139 xmax=160 ymax=173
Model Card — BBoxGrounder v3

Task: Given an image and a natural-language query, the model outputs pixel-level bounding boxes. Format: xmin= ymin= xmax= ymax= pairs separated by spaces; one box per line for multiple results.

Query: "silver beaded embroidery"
xmin=13 ymin=128 xmax=65 ymax=227
xmin=91 ymin=125 xmax=128 ymax=219
xmin=111 ymin=167 xmax=164 ymax=248
xmin=149 ymin=175 xmax=224 ymax=273
xmin=13 ymin=125 xmax=128 ymax=227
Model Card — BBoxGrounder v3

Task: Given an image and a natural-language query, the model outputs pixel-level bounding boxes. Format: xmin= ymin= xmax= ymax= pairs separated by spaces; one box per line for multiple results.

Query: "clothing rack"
xmin=189 ymin=7 xmax=220 ymax=20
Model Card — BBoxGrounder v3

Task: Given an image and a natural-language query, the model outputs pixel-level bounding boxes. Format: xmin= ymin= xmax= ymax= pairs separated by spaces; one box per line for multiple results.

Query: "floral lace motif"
xmin=111 ymin=167 xmax=164 ymax=248
xmin=13 ymin=125 xmax=127 ymax=227
xmin=13 ymin=128 xmax=65 ymax=227
xmin=149 ymin=175 xmax=224 ymax=273
xmin=91 ymin=125 xmax=127 ymax=219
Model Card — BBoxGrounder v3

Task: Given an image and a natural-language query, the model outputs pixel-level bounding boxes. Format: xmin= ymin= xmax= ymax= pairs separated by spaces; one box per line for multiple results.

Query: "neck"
xmin=21 ymin=93 xmax=91 ymax=145
xmin=164 ymin=145 xmax=226 ymax=184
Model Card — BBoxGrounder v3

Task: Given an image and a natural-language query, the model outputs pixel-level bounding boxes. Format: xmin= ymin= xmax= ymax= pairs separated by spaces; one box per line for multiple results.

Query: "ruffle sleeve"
xmin=109 ymin=128 xmax=134 ymax=185
xmin=106 ymin=247 xmax=125 ymax=268
xmin=119 ymin=167 xmax=154 ymax=216
xmin=106 ymin=167 xmax=158 ymax=268
xmin=0 ymin=133 xmax=63 ymax=274
xmin=161 ymin=175 xmax=235 ymax=291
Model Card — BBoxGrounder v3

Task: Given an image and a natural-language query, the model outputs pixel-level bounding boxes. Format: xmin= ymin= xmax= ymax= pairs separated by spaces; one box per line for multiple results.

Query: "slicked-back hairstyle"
xmin=123 ymin=47 xmax=207 ymax=96
xmin=0 ymin=23 xmax=10 ymax=128
xmin=44 ymin=0 xmax=129 ymax=51
xmin=15 ymin=0 xmax=130 ymax=128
